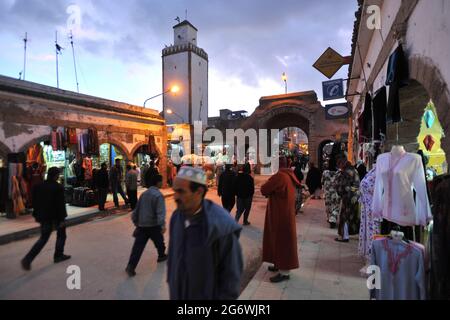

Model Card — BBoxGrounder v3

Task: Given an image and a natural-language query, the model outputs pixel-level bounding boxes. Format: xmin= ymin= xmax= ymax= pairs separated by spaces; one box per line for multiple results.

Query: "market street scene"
xmin=1 ymin=0 xmax=450 ymax=302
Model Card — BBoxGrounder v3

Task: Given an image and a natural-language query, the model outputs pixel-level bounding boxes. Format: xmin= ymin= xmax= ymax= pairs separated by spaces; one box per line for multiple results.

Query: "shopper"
xmin=234 ymin=165 xmax=255 ymax=225
xmin=21 ymin=167 xmax=71 ymax=270
xmin=126 ymin=174 xmax=167 ymax=276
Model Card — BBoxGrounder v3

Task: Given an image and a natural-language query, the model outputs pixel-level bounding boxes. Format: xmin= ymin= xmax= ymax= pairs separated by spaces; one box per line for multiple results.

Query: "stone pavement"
xmin=239 ymin=198 xmax=369 ymax=300
xmin=0 ymin=187 xmax=174 ymax=245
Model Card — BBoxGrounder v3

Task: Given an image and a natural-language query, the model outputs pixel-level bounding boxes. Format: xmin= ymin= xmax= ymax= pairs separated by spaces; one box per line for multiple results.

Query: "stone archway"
xmin=318 ymin=139 xmax=334 ymax=171
xmin=18 ymin=135 xmax=51 ymax=155
xmin=98 ymin=139 xmax=131 ymax=161
xmin=408 ymin=55 xmax=450 ymax=161
xmin=242 ymin=91 xmax=348 ymax=169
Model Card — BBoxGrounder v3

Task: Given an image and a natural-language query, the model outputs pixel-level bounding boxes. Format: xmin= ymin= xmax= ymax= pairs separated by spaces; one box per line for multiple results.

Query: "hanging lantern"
xmin=424 ymin=110 xmax=435 ymax=129
xmin=423 ymin=135 xmax=435 ymax=151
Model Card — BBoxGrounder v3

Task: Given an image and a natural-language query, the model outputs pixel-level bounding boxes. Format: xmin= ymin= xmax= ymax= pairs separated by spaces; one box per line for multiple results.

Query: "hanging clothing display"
xmin=358 ymin=167 xmax=381 ymax=262
xmin=87 ymin=129 xmax=99 ymax=155
xmin=360 ymin=92 xmax=373 ymax=142
xmin=51 ymin=129 xmax=65 ymax=151
xmin=372 ymin=86 xmax=387 ymax=141
xmin=322 ymin=170 xmax=340 ymax=225
xmin=66 ymin=128 xmax=78 ymax=145
xmin=83 ymin=157 xmax=93 ymax=181
xmin=26 ymin=144 xmax=44 ymax=165
xmin=370 ymin=238 xmax=426 ymax=300
xmin=336 ymin=162 xmax=360 ymax=237
xmin=372 ymin=150 xmax=432 ymax=227
xmin=386 ymin=45 xmax=409 ymax=124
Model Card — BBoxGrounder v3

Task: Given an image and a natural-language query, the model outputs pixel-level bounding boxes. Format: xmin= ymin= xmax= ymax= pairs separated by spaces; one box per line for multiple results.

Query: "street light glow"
xmin=170 ymin=85 xmax=180 ymax=94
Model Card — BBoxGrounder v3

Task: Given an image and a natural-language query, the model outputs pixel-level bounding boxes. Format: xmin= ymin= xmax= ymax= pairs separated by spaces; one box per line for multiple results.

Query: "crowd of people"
xmin=19 ymin=151 xmax=368 ymax=300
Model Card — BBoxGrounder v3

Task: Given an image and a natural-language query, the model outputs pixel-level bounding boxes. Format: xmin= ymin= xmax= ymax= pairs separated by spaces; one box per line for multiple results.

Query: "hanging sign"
xmin=313 ymin=47 xmax=352 ymax=79
xmin=322 ymin=79 xmax=344 ymax=101
xmin=325 ymin=102 xmax=351 ymax=120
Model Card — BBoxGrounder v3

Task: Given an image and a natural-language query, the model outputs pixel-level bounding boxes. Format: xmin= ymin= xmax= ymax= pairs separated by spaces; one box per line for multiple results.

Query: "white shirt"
xmin=372 ymin=152 xmax=432 ymax=227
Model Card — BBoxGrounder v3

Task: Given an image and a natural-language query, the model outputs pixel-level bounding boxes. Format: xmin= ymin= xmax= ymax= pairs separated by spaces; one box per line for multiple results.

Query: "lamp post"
xmin=282 ymin=72 xmax=287 ymax=95
xmin=167 ymin=109 xmax=185 ymax=123
xmin=143 ymin=85 xmax=180 ymax=108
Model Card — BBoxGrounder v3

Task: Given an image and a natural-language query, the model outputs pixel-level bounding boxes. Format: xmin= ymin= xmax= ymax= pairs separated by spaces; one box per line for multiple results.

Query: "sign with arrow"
xmin=313 ymin=47 xmax=351 ymax=79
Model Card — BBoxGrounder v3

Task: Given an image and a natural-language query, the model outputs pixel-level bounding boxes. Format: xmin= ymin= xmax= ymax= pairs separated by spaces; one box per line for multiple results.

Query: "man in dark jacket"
xmin=234 ymin=165 xmax=255 ymax=225
xmin=109 ymin=158 xmax=128 ymax=207
xmin=218 ymin=164 xmax=236 ymax=212
xmin=168 ymin=167 xmax=243 ymax=300
xmin=126 ymin=174 xmax=167 ymax=277
xmin=96 ymin=162 xmax=109 ymax=211
xmin=21 ymin=167 xmax=71 ymax=270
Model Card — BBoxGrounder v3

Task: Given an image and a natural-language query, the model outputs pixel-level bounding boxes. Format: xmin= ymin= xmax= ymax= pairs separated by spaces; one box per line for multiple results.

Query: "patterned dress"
xmin=322 ymin=170 xmax=340 ymax=224
xmin=358 ymin=167 xmax=381 ymax=262
xmin=336 ymin=163 xmax=360 ymax=237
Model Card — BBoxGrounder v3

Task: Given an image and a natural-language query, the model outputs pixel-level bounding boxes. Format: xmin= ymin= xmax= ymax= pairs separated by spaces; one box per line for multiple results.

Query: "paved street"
xmin=240 ymin=198 xmax=368 ymax=300
xmin=0 ymin=175 xmax=368 ymax=300
xmin=0 ymin=180 xmax=268 ymax=300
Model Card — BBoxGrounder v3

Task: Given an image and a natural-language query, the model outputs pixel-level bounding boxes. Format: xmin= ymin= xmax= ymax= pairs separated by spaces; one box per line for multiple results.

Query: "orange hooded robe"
xmin=261 ymin=168 xmax=301 ymax=270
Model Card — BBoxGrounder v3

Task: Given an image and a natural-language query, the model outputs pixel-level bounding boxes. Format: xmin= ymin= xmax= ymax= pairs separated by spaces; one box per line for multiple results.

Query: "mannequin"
xmin=390 ymin=145 xmax=406 ymax=163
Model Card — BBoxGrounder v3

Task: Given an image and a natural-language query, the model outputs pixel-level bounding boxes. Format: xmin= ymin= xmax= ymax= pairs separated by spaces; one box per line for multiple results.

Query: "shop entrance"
xmin=387 ymin=79 xmax=448 ymax=179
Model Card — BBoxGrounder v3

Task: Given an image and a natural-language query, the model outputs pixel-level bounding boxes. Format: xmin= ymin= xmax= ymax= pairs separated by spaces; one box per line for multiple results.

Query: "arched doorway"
xmin=318 ymin=140 xmax=334 ymax=171
xmin=385 ymin=79 xmax=448 ymax=179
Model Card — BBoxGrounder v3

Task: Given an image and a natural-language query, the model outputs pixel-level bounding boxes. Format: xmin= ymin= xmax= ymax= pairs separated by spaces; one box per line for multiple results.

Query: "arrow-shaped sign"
xmin=313 ymin=47 xmax=352 ymax=79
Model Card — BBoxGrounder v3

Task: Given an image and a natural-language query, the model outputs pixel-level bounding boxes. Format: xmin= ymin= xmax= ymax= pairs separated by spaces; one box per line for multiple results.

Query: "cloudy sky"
xmin=0 ymin=0 xmax=357 ymax=116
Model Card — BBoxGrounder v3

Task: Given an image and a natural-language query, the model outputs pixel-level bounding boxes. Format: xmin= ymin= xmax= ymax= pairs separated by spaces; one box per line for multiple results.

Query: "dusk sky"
xmin=0 ymin=0 xmax=357 ymax=116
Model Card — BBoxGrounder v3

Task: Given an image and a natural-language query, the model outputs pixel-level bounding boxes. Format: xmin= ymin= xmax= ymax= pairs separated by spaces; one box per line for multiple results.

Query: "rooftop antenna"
xmin=69 ymin=30 xmax=80 ymax=93
xmin=55 ymin=31 xmax=62 ymax=88
xmin=23 ymin=32 xmax=28 ymax=81
xmin=185 ymin=9 xmax=187 ymax=20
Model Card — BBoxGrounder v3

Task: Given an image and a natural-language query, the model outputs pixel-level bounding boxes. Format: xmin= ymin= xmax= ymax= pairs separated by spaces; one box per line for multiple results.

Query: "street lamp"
xmin=143 ymin=85 xmax=180 ymax=108
xmin=282 ymin=72 xmax=287 ymax=94
xmin=167 ymin=108 xmax=185 ymax=123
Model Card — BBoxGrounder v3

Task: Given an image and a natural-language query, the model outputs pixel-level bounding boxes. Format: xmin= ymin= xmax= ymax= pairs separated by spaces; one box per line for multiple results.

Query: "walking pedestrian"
xmin=96 ymin=162 xmax=109 ymax=211
xmin=125 ymin=164 xmax=139 ymax=210
xmin=109 ymin=158 xmax=128 ymax=207
xmin=144 ymin=160 xmax=159 ymax=188
xmin=21 ymin=167 xmax=71 ymax=270
xmin=335 ymin=154 xmax=360 ymax=243
xmin=292 ymin=157 xmax=304 ymax=215
xmin=234 ymin=165 xmax=255 ymax=225
xmin=306 ymin=162 xmax=322 ymax=199
xmin=261 ymin=156 xmax=301 ymax=283
xmin=167 ymin=167 xmax=243 ymax=300
xmin=126 ymin=174 xmax=167 ymax=276
xmin=218 ymin=164 xmax=236 ymax=212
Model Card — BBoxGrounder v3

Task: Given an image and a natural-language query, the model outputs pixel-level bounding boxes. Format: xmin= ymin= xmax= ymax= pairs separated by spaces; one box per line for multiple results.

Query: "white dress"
xmin=372 ymin=152 xmax=432 ymax=227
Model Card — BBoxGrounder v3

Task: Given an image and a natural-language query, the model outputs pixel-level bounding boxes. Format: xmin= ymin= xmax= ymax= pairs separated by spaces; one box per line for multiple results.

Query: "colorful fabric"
xmin=358 ymin=167 xmax=381 ymax=262
xmin=322 ymin=170 xmax=340 ymax=224
xmin=336 ymin=163 xmax=360 ymax=237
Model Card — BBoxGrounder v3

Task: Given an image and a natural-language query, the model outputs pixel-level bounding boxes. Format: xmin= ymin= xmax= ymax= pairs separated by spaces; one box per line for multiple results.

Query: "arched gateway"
xmin=242 ymin=91 xmax=349 ymax=169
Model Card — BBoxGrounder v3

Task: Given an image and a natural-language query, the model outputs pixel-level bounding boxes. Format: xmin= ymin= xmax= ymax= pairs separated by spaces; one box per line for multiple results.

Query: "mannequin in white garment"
xmin=390 ymin=145 xmax=406 ymax=162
